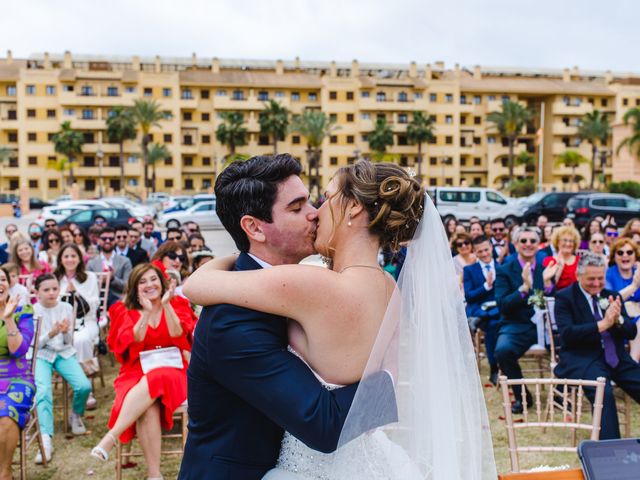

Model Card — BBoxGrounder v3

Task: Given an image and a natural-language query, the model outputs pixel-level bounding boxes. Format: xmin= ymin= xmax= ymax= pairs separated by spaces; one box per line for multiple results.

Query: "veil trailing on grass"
xmin=333 ymin=196 xmax=497 ymax=479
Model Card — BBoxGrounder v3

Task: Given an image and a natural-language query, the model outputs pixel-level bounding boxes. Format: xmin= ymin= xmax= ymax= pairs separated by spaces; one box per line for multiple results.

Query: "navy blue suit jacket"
xmin=463 ymin=262 xmax=496 ymax=319
xmin=495 ymin=257 xmax=544 ymax=326
xmin=179 ymin=253 xmax=361 ymax=480
xmin=554 ymin=284 xmax=637 ymax=379
xmin=492 ymin=241 xmax=516 ymax=264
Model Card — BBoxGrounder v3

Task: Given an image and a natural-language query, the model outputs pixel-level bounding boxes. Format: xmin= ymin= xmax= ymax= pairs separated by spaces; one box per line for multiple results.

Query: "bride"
xmin=184 ymin=160 xmax=496 ymax=479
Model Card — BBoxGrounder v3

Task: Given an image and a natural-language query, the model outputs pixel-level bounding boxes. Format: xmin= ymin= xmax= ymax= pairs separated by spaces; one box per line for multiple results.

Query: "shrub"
xmin=608 ymin=181 xmax=640 ymax=198
xmin=508 ymin=178 xmax=535 ymax=197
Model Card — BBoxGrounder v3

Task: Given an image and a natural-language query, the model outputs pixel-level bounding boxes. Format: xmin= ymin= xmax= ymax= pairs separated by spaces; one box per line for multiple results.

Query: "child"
xmin=33 ymin=274 xmax=91 ymax=464
xmin=3 ymin=262 xmax=30 ymax=306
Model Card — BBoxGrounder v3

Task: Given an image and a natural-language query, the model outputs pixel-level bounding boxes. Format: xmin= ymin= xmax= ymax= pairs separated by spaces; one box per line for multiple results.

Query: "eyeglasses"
xmin=95 ymin=219 xmax=106 ymax=224
xmin=616 ymin=249 xmax=635 ymax=257
xmin=115 ymin=235 xmax=128 ymax=239
xmin=606 ymin=231 xmax=619 ymax=237
xmin=519 ymin=238 xmax=538 ymax=245
xmin=100 ymin=236 xmax=114 ymax=242
xmin=166 ymin=251 xmax=186 ymax=262
xmin=5 ymin=229 xmax=17 ymax=235
xmin=590 ymin=239 xmax=604 ymax=244
xmin=73 ymin=232 xmax=83 ymax=238
xmin=455 ymin=240 xmax=471 ymax=248
xmin=188 ymin=228 xmax=199 ymax=233
xmin=168 ymin=236 xmax=182 ymax=242
xmin=45 ymin=223 xmax=57 ymax=228
xmin=492 ymin=227 xmax=505 ymax=232
xmin=48 ymin=238 xmax=61 ymax=244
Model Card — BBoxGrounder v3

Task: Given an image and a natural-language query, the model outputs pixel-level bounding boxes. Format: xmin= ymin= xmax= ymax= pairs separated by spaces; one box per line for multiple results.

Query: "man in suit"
xmin=554 ymin=251 xmax=640 ymax=439
xmin=494 ymin=227 xmax=554 ymax=413
xmin=464 ymin=235 xmax=500 ymax=385
xmin=490 ymin=218 xmax=515 ymax=265
xmin=113 ymin=224 xmax=148 ymax=268
xmin=86 ymin=226 xmax=132 ymax=306
xmin=180 ymin=154 xmax=395 ymax=480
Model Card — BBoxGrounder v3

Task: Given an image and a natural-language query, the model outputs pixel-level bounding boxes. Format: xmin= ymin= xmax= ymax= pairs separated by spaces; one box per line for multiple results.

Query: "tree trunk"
xmin=142 ymin=135 xmax=150 ymax=197
xmin=590 ymin=143 xmax=597 ymax=190
xmin=507 ymin=137 xmax=515 ymax=185
xmin=119 ymin=141 xmax=125 ymax=194
xmin=572 ymin=166 xmax=577 ymax=189
xmin=416 ymin=143 xmax=423 ymax=181
xmin=152 ymin=163 xmax=157 ymax=193
xmin=273 ymin=135 xmax=278 ymax=155
xmin=68 ymin=157 xmax=75 ymax=186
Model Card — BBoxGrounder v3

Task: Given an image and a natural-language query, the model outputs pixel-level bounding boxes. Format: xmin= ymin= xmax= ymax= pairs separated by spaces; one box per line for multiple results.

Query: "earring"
xmin=347 ymin=213 xmax=352 ymax=227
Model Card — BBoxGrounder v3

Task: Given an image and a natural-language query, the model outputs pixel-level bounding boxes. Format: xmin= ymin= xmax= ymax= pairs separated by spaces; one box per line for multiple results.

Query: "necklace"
xmin=339 ymin=264 xmax=383 ymax=274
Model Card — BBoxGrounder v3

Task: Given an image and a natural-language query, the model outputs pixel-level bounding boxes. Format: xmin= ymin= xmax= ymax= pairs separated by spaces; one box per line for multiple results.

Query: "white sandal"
xmin=91 ymin=432 xmax=116 ymax=462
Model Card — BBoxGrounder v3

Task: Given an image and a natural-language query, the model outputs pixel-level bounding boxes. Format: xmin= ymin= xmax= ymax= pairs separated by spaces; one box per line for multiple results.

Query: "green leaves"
xmin=618 ymin=107 xmax=640 ymax=157
xmin=290 ymin=109 xmax=338 ymax=148
xmin=368 ymin=117 xmax=394 ymax=156
xmin=259 ymin=100 xmax=290 ymax=153
xmin=106 ymin=106 xmax=137 ymax=144
xmin=216 ymin=112 xmax=247 ymax=156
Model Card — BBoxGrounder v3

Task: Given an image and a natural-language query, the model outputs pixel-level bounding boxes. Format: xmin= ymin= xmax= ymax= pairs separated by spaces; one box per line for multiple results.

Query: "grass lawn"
xmin=16 ymin=357 xmax=640 ymax=479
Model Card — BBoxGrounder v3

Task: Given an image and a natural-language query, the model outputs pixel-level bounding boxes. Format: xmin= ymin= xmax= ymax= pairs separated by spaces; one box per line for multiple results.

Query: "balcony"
xmin=213 ymin=95 xmax=264 ymax=111
xmin=358 ymin=97 xmax=421 ymax=112
xmin=552 ymin=102 xmax=592 ymax=116
xmin=59 ymin=91 xmax=135 ymax=107
xmin=70 ymin=117 xmax=106 ymax=130
xmin=553 ymin=122 xmax=579 ymax=135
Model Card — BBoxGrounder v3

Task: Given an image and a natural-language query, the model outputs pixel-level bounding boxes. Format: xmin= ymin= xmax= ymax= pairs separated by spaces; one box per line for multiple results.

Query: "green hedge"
xmin=608 ymin=181 xmax=640 ymax=198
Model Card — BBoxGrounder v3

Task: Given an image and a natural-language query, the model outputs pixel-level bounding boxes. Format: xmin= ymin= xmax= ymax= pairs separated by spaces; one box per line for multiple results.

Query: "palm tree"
xmin=290 ymin=109 xmax=338 ymax=195
xmin=106 ymin=106 xmax=137 ymax=192
xmin=47 ymin=157 xmax=73 ymax=190
xmin=514 ymin=151 xmax=535 ymax=179
xmin=147 ymin=143 xmax=170 ymax=193
xmin=487 ymin=100 xmax=532 ymax=184
xmin=259 ymin=100 xmax=289 ymax=154
xmin=51 ymin=121 xmax=84 ymax=186
xmin=367 ymin=117 xmax=394 ymax=161
xmin=617 ymin=107 xmax=640 ymax=159
xmin=131 ymin=99 xmax=163 ymax=196
xmin=555 ymin=150 xmax=589 ymax=186
xmin=0 ymin=147 xmax=15 ymax=193
xmin=406 ymin=112 xmax=435 ymax=180
xmin=578 ymin=110 xmax=611 ymax=189
xmin=216 ymin=112 xmax=248 ymax=160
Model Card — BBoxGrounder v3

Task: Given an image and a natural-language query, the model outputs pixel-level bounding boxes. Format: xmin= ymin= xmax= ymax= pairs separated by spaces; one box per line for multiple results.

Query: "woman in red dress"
xmin=542 ymin=225 xmax=581 ymax=291
xmin=91 ymin=263 xmax=196 ymax=479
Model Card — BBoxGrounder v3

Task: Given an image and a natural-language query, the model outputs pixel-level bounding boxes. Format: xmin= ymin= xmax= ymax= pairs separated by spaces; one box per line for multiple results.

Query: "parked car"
xmin=36 ymin=205 xmax=90 ymax=227
xmin=521 ymin=192 xmax=585 ymax=224
xmin=29 ymin=197 xmax=51 ymax=209
xmin=51 ymin=195 xmax=72 ymax=204
xmin=157 ymin=201 xmax=222 ymax=229
xmin=59 ymin=207 xmax=138 ymax=230
xmin=57 ymin=199 xmax=111 ymax=209
xmin=566 ymin=193 xmax=640 ymax=229
xmin=104 ymin=197 xmax=155 ymax=218
xmin=161 ymin=194 xmax=216 ymax=215
xmin=428 ymin=187 xmax=525 ymax=225
xmin=0 ymin=193 xmax=19 ymax=204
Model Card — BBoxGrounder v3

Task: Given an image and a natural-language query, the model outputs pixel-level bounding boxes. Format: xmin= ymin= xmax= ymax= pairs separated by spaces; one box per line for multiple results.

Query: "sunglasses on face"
xmin=456 ymin=240 xmax=471 ymax=248
xmin=616 ymin=249 xmax=635 ymax=257
xmin=590 ymin=239 xmax=604 ymax=244
xmin=115 ymin=235 xmax=128 ymax=240
xmin=168 ymin=236 xmax=182 ymax=242
xmin=73 ymin=232 xmax=83 ymax=238
xmin=519 ymin=238 xmax=538 ymax=245
xmin=492 ymin=227 xmax=505 ymax=232
xmin=49 ymin=238 xmax=61 ymax=244
xmin=45 ymin=223 xmax=56 ymax=228
xmin=100 ymin=236 xmax=114 ymax=242
xmin=606 ymin=231 xmax=619 ymax=237
xmin=188 ymin=228 xmax=199 ymax=233
xmin=166 ymin=251 xmax=186 ymax=262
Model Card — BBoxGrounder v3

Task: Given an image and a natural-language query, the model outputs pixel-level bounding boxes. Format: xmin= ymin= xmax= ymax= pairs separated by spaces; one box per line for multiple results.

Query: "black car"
xmin=566 ymin=193 xmax=640 ymax=229
xmin=29 ymin=197 xmax=51 ymax=209
xmin=522 ymin=191 xmax=587 ymax=224
xmin=60 ymin=207 xmax=137 ymax=230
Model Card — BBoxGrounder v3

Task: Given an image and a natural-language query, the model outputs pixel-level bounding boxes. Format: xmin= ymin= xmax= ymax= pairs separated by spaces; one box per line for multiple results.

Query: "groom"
xmin=179 ymin=154 xmax=395 ymax=479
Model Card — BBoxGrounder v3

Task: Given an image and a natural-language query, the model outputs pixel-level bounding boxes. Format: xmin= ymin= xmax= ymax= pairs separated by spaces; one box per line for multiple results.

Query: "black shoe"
xmin=488 ymin=369 xmax=499 ymax=387
xmin=511 ymin=400 xmax=524 ymax=415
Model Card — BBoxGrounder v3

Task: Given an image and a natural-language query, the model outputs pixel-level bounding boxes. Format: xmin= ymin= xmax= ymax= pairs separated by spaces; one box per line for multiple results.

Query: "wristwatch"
xmin=7 ymin=330 xmax=19 ymax=337
xmin=518 ymin=285 xmax=530 ymax=295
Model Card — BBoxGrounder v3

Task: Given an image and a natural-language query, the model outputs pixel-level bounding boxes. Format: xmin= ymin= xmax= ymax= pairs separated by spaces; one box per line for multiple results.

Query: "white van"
xmin=428 ymin=187 xmax=525 ymax=225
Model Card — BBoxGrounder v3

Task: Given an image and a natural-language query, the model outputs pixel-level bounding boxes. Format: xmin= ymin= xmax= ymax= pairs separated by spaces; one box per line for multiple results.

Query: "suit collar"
xmin=572 ymin=283 xmax=595 ymax=321
xmin=235 ymin=252 xmax=263 ymax=272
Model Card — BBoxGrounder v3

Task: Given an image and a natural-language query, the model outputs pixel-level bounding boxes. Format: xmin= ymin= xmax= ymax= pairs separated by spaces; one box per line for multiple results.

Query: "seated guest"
xmin=490 ymin=218 xmax=515 ymax=265
xmin=87 ymin=227 xmax=132 ymax=306
xmin=10 ymin=239 xmax=51 ymax=279
xmin=464 ymin=235 xmax=500 ymax=385
xmin=38 ymin=229 xmax=63 ymax=269
xmin=183 ymin=221 xmax=200 ymax=236
xmin=588 ymin=232 xmax=608 ymax=262
xmin=55 ymin=243 xmax=101 ymax=408
xmin=603 ymin=222 xmax=619 ymax=257
xmin=469 ymin=221 xmax=484 ymax=240
xmin=91 ymin=264 xmax=196 ymax=479
xmin=451 ymin=232 xmax=476 ymax=278
xmin=125 ymin=227 xmax=150 ymax=268
xmin=165 ymin=227 xmax=184 ymax=243
xmin=581 ymin=218 xmax=603 ymax=250
xmin=131 ymin=220 xmax=157 ymax=257
xmin=188 ymin=233 xmax=207 ymax=253
xmin=444 ymin=217 xmax=457 ymax=241
xmin=0 ymin=267 xmax=34 ymax=480
xmin=34 ymin=274 xmax=92 ymax=463
xmin=143 ymin=220 xmax=162 ymax=249
xmin=59 ymin=226 xmax=74 ymax=246
xmin=151 ymin=241 xmax=188 ymax=280
xmin=71 ymin=227 xmax=91 ymax=260
xmin=536 ymin=214 xmax=548 ymax=232
xmin=3 ymin=263 xmax=29 ymax=306
xmin=621 ymin=217 xmax=640 ymax=239
xmin=191 ymin=250 xmax=215 ymax=271
xmin=542 ymin=226 xmax=581 ymax=291
xmin=538 ymin=224 xmax=555 ymax=254
xmin=27 ymin=223 xmax=43 ymax=254
xmin=43 ymin=219 xmax=58 ymax=232
xmin=494 ymin=227 xmax=555 ymax=413
xmin=114 ymin=225 xmax=147 ymax=267
xmin=606 ymin=238 xmax=640 ymax=361
xmin=554 ymin=252 xmax=640 ymax=440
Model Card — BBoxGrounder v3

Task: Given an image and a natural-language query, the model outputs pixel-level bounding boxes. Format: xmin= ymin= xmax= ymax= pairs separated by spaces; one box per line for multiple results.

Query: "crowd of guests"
xmin=0 ymin=216 xmax=213 ymax=480
xmin=452 ymin=214 xmax=640 ymax=440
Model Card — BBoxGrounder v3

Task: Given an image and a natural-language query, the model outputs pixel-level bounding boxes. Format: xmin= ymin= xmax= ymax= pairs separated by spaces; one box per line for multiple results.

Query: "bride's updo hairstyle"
xmin=334 ymin=160 xmax=425 ymax=251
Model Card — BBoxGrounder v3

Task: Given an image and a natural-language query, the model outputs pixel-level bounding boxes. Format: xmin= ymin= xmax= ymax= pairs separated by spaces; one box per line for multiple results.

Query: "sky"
xmin=1 ymin=0 xmax=638 ymax=73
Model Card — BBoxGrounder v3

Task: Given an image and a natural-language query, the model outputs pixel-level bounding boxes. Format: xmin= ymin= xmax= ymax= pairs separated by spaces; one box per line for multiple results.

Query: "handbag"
xmin=139 ymin=346 xmax=183 ymax=374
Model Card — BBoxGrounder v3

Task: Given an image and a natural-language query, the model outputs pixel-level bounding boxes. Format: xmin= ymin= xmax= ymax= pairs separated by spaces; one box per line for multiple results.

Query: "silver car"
xmin=157 ymin=201 xmax=222 ymax=229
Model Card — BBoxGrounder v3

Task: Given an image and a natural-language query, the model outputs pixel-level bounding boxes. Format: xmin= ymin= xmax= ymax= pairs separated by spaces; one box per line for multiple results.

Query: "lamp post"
xmin=598 ymin=148 xmax=610 ymax=188
xmin=96 ymin=148 xmax=104 ymax=198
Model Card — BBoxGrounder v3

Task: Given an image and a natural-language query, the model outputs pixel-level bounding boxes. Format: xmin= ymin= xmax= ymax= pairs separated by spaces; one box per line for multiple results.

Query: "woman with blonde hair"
xmin=10 ymin=239 xmax=51 ymax=280
xmin=542 ymin=225 xmax=581 ymax=291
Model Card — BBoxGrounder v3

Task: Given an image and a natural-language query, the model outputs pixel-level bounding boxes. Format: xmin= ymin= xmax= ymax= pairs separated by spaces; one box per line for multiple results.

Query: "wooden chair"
xmin=499 ymin=375 xmax=605 ymax=473
xmin=17 ymin=274 xmax=33 ymax=290
xmin=115 ymin=402 xmax=189 ymax=480
xmin=14 ymin=314 xmax=49 ymax=480
xmin=52 ymin=302 xmax=77 ymax=435
xmin=93 ymin=271 xmax=113 ymax=371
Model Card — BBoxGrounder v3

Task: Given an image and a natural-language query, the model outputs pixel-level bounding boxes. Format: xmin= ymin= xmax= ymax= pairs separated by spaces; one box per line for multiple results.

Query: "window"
xmin=346 ymin=91 xmax=354 ymax=100
xmin=398 ymin=92 xmax=408 ymax=102
xmin=108 ymin=156 xmax=119 ymax=167
xmin=445 ymin=136 xmax=453 ymax=144
xmin=202 ymin=157 xmax=211 ymax=166
xmin=202 ymin=112 xmax=210 ymax=121
xmin=163 ymin=134 xmax=172 ymax=142
xmin=8 ymin=157 xmax=17 ymax=167
xmin=414 ymin=92 xmax=423 ymax=100
xmin=202 ymin=135 xmax=211 ymax=144
xmin=109 ymin=179 xmax=120 ymax=191
xmin=398 ymin=113 xmax=408 ymax=124
xmin=46 ymin=85 xmax=55 ymax=95
xmin=47 ymin=109 xmax=56 ymax=118
xmin=7 ymin=110 xmax=16 ymax=120
xmin=201 ymin=89 xmax=210 ymax=99
xmin=80 ymin=85 xmax=94 ymax=96
xmin=376 ymin=92 xmax=386 ymax=102
xmin=27 ymin=109 xmax=36 ymax=118
xmin=445 ymin=115 xmax=453 ymax=124
xmin=182 ymin=89 xmax=193 ymax=99
xmin=361 ymin=134 xmax=369 ymax=142
xmin=8 ymin=132 xmax=17 ymax=142
xmin=184 ymin=179 xmax=194 ymax=190
xmin=28 ymin=156 xmax=37 ymax=165
xmin=473 ymin=137 xmax=481 ymax=145
xmin=28 ymin=179 xmax=38 ymax=188
xmin=486 ymin=191 xmax=507 ymax=204
xmin=429 ymin=93 xmax=437 ymax=102
xmin=164 ymin=157 xmax=172 ymax=165
xmin=164 ymin=179 xmax=174 ymax=188
xmin=346 ymin=135 xmax=354 ymax=144
xmin=361 ymin=113 xmax=370 ymax=120
xmin=397 ymin=135 xmax=408 ymax=146
xmin=107 ymin=86 xmax=118 ymax=96
xmin=82 ymin=109 xmax=94 ymax=120
xmin=330 ymin=135 xmax=338 ymax=144
xmin=473 ymin=95 xmax=481 ymax=105
xmin=488 ymin=95 xmax=496 ymax=101
xmin=64 ymin=108 xmax=75 ymax=116
xmin=85 ymin=179 xmax=96 ymax=191
xmin=601 ymin=98 xmax=608 ymax=107
xmin=83 ymin=156 xmax=95 ymax=167
xmin=430 ymin=157 xmax=437 ymax=165
xmin=162 ymin=111 xmax=172 ymax=120
xmin=7 ymin=85 xmax=16 ymax=96
xmin=183 ymin=111 xmax=192 ymax=121
xmin=83 ymin=132 xmax=95 ymax=143
xmin=291 ymin=92 xmax=300 ymax=101
xmin=127 ymin=179 xmax=138 ymax=187
xmin=308 ymin=92 xmax=317 ymax=101
xmin=258 ymin=135 xmax=269 ymax=146
xmin=474 ymin=116 xmax=481 ymax=125
xmin=361 ymin=91 xmax=370 ymax=98
xmin=183 ymin=135 xmax=193 ymax=145
xmin=330 ymin=157 xmax=338 ymax=166
xmin=461 ymin=116 xmax=467 ymax=125
xmin=400 ymin=156 xmax=408 ymax=166
xmin=28 ymin=132 xmax=37 ymax=142
xmin=232 ymin=90 xmax=245 ymax=101
xmin=183 ymin=156 xmax=193 ymax=166
xmin=439 ymin=191 xmax=480 ymax=203
xmin=329 ymin=91 xmax=337 ymax=100
xmin=292 ymin=135 xmax=300 ymax=144
xmin=144 ymin=87 xmax=152 ymax=97
xmin=258 ymin=91 xmax=269 ymax=101
xmin=460 ymin=95 xmax=466 ymax=105
xmin=474 ymin=157 xmax=481 ymax=166
xmin=488 ymin=137 xmax=496 ymax=144
xmin=162 ymin=88 xmax=171 ymax=97
xmin=125 ymin=86 xmax=135 ymax=93
xmin=49 ymin=179 xmax=58 ymax=189
xmin=329 ymin=113 xmax=337 ymax=122
xmin=445 ymin=94 xmax=453 ymax=103
xmin=216 ymin=89 xmax=227 ymax=96
xmin=26 ymin=85 xmax=36 ymax=95
xmin=346 ymin=113 xmax=354 ymax=122
xmin=623 ymin=98 xmax=629 ymax=106
xmin=274 ymin=91 xmax=285 ymax=98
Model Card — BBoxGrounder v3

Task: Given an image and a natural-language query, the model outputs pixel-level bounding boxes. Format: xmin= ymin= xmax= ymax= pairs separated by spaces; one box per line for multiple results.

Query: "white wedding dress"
xmin=262 ymin=348 xmax=422 ymax=480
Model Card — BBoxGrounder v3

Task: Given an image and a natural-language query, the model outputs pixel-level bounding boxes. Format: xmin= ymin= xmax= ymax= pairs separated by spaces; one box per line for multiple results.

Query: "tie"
xmin=592 ymin=296 xmax=619 ymax=368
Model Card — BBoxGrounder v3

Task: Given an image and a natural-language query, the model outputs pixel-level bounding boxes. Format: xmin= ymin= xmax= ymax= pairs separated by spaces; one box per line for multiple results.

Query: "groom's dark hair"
xmin=215 ymin=154 xmax=302 ymax=251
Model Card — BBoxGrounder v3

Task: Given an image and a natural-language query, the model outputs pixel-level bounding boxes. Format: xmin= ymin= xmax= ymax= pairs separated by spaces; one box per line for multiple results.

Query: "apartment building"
xmin=1 ymin=51 xmax=639 ymax=200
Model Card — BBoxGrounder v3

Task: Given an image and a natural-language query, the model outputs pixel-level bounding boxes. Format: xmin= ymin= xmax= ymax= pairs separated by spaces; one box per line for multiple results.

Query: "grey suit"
xmin=86 ymin=253 xmax=132 ymax=299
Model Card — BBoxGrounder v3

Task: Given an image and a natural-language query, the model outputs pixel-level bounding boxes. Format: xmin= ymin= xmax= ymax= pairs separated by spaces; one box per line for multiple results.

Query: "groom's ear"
xmin=240 ymin=215 xmax=267 ymax=244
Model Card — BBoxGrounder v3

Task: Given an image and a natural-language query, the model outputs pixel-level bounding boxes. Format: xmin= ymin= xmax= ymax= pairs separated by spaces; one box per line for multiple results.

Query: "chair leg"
xmin=62 ymin=381 xmax=69 ymax=434
xmin=97 ymin=354 xmax=106 ymax=388
xmin=20 ymin=429 xmax=26 ymax=480
xmin=625 ymin=393 xmax=631 ymax=438
xmin=116 ymin=441 xmax=122 ymax=480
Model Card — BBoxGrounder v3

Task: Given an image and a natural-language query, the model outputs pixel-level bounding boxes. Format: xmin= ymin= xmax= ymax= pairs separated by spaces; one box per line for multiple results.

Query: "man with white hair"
xmin=554 ymin=251 xmax=640 ymax=439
